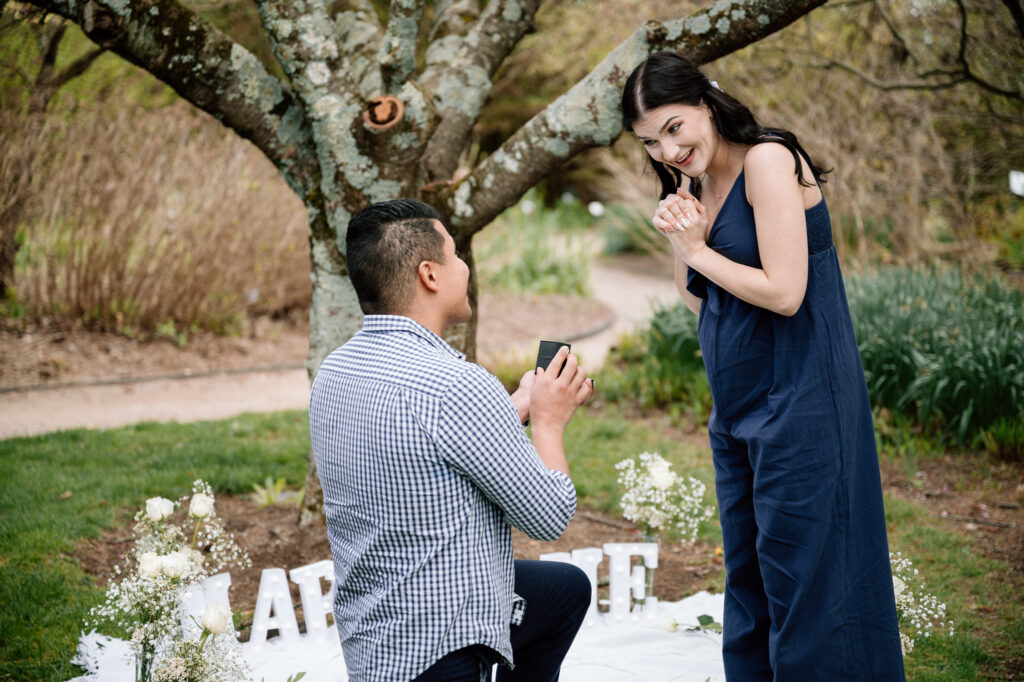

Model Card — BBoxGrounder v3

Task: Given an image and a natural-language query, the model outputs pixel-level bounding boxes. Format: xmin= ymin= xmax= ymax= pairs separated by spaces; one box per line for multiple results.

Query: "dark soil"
xmin=76 ymin=498 xmax=724 ymax=641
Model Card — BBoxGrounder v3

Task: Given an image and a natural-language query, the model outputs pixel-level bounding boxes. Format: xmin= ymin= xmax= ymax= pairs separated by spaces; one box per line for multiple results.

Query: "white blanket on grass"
xmin=70 ymin=592 xmax=725 ymax=681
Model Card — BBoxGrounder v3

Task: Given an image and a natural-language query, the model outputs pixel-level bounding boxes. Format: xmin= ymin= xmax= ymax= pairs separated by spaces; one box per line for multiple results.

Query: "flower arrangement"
xmin=890 ymin=551 xmax=955 ymax=656
xmin=86 ymin=480 xmax=252 ymax=681
xmin=615 ymin=452 xmax=714 ymax=542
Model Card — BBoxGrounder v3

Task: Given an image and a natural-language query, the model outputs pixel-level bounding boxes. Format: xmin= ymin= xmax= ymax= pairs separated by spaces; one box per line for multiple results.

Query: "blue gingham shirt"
xmin=309 ymin=315 xmax=577 ymax=681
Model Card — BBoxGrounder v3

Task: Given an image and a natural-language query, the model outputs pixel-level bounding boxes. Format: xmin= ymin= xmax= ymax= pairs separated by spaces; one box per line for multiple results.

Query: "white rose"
xmin=892 ymin=576 xmax=906 ymax=600
xmin=189 ymin=492 xmax=215 ymax=519
xmin=160 ymin=550 xmax=191 ymax=578
xmin=648 ymin=460 xmax=677 ymax=491
xmin=189 ymin=549 xmax=205 ymax=571
xmin=145 ymin=497 xmax=174 ymax=522
xmin=138 ymin=551 xmax=161 ymax=578
xmin=201 ymin=602 xmax=232 ymax=635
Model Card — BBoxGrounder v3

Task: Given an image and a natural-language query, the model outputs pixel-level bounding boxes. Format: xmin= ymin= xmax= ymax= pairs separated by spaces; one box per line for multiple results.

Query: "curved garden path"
xmin=0 ymin=257 xmax=679 ymax=439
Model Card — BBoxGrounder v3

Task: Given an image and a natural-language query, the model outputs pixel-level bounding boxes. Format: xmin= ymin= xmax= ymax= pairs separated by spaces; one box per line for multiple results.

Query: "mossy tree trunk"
xmin=20 ymin=0 xmax=827 ymax=522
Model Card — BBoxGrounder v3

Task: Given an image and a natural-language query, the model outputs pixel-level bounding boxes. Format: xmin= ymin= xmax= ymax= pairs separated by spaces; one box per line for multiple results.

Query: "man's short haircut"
xmin=346 ymin=199 xmax=446 ymax=315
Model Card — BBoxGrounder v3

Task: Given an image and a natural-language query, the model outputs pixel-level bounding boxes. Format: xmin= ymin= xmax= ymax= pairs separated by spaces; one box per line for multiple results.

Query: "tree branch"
xmin=418 ymin=0 xmax=542 ymax=185
xmin=253 ymin=0 xmax=348 ymax=99
xmin=377 ymin=0 xmax=425 ymax=92
xmin=37 ymin=21 xmax=65 ymax=73
xmin=27 ymin=20 xmax=105 ymax=112
xmin=51 ymin=44 xmax=104 ymax=89
xmin=870 ymin=0 xmax=911 ymax=62
xmin=428 ymin=0 xmax=480 ymax=42
xmin=814 ymin=55 xmax=968 ymax=91
xmin=446 ymin=0 xmax=829 ymax=233
xmin=23 ymin=0 xmax=321 ymax=201
xmin=954 ymin=0 xmax=969 ymax=67
xmin=333 ymin=0 xmax=385 ymax=98
xmin=1000 ymin=0 xmax=1024 ymax=39
xmin=794 ymin=0 xmax=1024 ymax=105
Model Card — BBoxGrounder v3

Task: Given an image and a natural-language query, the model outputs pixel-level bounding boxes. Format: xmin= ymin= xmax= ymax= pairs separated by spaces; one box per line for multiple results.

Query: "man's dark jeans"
xmin=414 ymin=559 xmax=591 ymax=682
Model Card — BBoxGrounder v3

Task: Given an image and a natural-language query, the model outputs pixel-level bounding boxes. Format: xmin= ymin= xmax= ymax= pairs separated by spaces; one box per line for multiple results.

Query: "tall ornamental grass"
xmin=2 ymin=102 xmax=310 ymax=336
xmin=848 ymin=266 xmax=1024 ymax=448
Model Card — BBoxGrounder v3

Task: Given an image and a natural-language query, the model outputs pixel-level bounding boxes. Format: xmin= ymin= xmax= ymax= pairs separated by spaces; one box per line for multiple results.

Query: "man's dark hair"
xmin=346 ymin=199 xmax=446 ymax=315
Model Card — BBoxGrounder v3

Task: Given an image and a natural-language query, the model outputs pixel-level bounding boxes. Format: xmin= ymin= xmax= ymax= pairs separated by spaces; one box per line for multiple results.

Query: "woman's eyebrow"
xmin=636 ymin=116 xmax=680 ymax=141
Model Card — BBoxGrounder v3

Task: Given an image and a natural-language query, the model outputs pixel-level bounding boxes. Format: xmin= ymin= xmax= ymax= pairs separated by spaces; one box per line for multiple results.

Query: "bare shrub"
xmin=6 ymin=101 xmax=309 ymax=336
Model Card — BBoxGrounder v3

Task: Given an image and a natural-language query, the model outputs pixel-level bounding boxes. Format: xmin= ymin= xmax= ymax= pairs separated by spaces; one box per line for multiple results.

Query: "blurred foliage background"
xmin=1 ymin=0 xmax=1022 ymax=450
xmin=2 ymin=0 xmax=1022 ymax=337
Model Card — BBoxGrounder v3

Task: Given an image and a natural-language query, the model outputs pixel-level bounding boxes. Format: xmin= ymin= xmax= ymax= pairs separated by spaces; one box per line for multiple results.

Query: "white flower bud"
xmin=663 ymin=618 xmax=679 ymax=633
xmin=648 ymin=460 xmax=677 ymax=491
xmin=138 ymin=551 xmax=161 ymax=578
xmin=201 ymin=602 xmax=232 ymax=635
xmin=160 ymin=550 xmax=190 ymax=578
xmin=145 ymin=497 xmax=174 ymax=522
xmin=189 ymin=492 xmax=215 ymax=519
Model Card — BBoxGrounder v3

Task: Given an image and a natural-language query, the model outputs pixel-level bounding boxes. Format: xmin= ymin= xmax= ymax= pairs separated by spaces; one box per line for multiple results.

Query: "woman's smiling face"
xmin=631 ymin=102 xmax=717 ymax=178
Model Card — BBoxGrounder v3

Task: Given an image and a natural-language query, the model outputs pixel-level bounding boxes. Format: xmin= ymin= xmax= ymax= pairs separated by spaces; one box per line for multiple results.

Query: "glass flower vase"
xmin=639 ymin=531 xmax=658 ymax=603
xmin=134 ymin=642 xmax=155 ymax=682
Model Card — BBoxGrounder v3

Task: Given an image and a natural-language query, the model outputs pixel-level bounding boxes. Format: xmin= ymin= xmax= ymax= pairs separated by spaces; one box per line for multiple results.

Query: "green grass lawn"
xmin=1 ymin=408 xmax=1020 ymax=680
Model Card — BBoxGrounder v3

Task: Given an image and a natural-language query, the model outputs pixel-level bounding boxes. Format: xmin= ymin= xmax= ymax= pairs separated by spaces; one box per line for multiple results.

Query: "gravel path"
xmin=0 ymin=259 xmax=679 ymax=438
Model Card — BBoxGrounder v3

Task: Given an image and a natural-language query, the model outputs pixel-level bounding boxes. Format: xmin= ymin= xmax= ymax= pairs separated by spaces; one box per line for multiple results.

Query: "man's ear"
xmin=417 ymin=260 xmax=440 ymax=293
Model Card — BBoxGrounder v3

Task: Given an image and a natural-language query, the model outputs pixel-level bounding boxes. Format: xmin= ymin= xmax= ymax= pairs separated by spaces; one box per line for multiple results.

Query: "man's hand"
xmin=532 ymin=347 xmax=592 ymax=428
xmin=510 ymin=369 xmax=536 ymax=424
xmin=534 ymin=347 xmax=595 ymax=419
xmin=528 ymin=347 xmax=595 ymax=476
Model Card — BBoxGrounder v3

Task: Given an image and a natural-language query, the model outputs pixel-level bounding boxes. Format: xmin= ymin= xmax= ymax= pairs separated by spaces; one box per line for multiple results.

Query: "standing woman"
xmin=621 ymin=52 xmax=905 ymax=680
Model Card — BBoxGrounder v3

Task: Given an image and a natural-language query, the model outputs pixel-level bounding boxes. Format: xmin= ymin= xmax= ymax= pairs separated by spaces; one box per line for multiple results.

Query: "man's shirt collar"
xmin=361 ymin=314 xmax=466 ymax=361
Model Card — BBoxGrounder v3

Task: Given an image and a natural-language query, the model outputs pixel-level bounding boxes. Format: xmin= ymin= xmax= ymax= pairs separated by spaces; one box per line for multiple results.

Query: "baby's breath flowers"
xmin=85 ymin=480 xmax=252 ymax=681
xmin=151 ymin=603 xmax=250 ymax=682
xmin=890 ymin=551 xmax=955 ymax=656
xmin=615 ymin=452 xmax=714 ymax=542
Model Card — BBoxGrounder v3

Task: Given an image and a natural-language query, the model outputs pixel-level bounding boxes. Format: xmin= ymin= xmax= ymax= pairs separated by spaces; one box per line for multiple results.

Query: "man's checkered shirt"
xmin=309 ymin=316 xmax=577 ymax=681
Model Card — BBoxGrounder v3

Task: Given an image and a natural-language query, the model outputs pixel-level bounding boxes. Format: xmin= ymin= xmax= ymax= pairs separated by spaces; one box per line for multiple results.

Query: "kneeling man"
xmin=309 ymin=199 xmax=594 ymax=682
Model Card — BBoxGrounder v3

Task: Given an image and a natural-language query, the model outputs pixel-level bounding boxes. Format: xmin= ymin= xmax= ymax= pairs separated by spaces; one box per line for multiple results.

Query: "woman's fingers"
xmin=655 ymin=194 xmax=708 ymax=234
xmin=655 ymin=199 xmax=689 ymax=232
xmin=652 ymin=210 xmax=681 ymax=233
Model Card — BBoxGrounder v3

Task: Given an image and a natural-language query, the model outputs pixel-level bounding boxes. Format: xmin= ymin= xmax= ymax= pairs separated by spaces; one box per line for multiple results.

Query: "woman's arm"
xmin=658 ymin=144 xmax=811 ymax=316
xmin=673 ymin=253 xmax=703 ymax=315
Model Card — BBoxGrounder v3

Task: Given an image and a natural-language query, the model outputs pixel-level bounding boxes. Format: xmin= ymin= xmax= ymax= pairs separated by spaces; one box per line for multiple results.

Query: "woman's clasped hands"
xmin=652 ymin=191 xmax=709 ymax=263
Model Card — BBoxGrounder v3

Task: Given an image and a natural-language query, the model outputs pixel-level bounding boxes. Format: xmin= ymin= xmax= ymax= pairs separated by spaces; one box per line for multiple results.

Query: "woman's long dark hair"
xmin=621 ymin=52 xmax=829 ymax=201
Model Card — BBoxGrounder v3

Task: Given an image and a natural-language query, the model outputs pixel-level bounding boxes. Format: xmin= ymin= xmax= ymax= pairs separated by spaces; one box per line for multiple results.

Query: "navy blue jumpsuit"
xmin=687 ymin=167 xmax=905 ymax=680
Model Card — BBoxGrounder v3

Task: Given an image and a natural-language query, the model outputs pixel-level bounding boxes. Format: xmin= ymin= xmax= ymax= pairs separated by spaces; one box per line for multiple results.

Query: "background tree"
xmin=13 ymin=0 xmax=831 ymax=518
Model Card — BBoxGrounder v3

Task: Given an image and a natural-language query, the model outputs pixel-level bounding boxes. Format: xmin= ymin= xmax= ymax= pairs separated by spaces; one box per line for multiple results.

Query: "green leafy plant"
xmin=250 ymin=476 xmax=302 ymax=508
xmin=975 ymin=414 xmax=1024 ymax=461
xmin=847 ymin=266 xmax=1024 ymax=445
xmin=599 ymin=303 xmax=711 ymax=418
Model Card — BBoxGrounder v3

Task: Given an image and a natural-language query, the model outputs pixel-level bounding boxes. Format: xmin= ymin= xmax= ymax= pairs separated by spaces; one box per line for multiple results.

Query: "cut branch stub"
xmin=363 ymin=95 xmax=404 ymax=130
